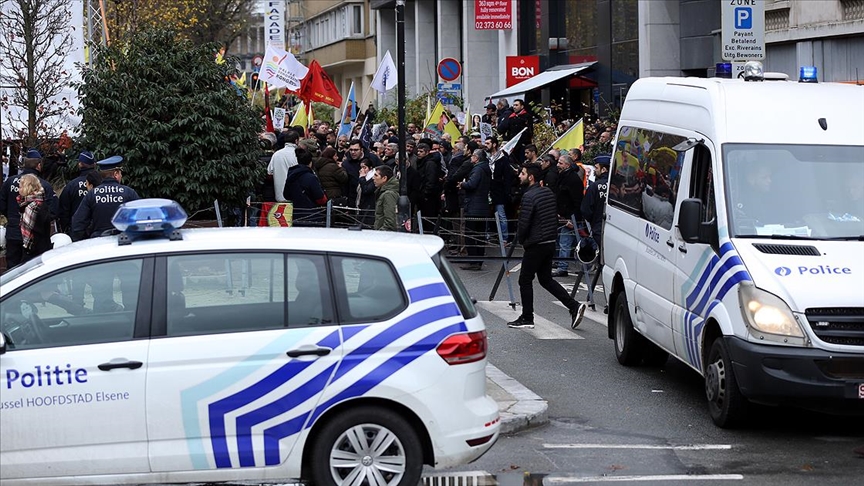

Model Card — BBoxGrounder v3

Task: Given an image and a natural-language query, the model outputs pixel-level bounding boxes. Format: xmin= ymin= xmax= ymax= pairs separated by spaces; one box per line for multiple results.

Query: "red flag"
xmin=299 ymin=60 xmax=343 ymax=108
xmin=264 ymin=83 xmax=275 ymax=132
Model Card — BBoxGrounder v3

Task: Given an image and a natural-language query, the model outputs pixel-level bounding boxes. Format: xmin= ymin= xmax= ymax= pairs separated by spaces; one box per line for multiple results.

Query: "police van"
xmin=0 ymin=199 xmax=499 ymax=485
xmin=601 ymin=63 xmax=864 ymax=427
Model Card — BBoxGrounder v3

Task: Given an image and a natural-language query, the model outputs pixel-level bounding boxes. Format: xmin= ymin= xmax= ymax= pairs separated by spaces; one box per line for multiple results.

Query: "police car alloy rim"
xmin=329 ymin=423 xmax=406 ymax=485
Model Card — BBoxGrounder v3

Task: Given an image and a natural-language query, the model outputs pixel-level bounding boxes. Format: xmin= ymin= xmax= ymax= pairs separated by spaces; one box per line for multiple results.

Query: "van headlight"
xmin=738 ymin=284 xmax=806 ymax=345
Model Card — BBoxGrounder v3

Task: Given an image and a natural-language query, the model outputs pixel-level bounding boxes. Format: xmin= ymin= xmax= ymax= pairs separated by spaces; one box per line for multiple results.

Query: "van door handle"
xmin=286 ymin=347 xmax=332 ymax=358
xmin=98 ymin=360 xmax=143 ymax=371
xmin=666 ymin=238 xmax=675 ymax=248
xmin=678 ymin=244 xmax=688 ymax=254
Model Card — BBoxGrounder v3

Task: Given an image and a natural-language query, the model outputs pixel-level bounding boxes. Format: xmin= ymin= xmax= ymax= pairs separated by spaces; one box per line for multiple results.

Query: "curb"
xmin=486 ymin=364 xmax=548 ymax=434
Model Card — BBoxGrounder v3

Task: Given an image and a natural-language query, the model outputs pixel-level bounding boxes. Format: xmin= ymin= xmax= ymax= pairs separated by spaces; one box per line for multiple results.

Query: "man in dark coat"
xmin=283 ymin=148 xmax=328 ymax=226
xmin=552 ymin=154 xmax=585 ymax=277
xmin=458 ymin=149 xmax=492 ymax=270
xmin=508 ymin=163 xmax=583 ymax=329
xmin=59 ymin=151 xmax=98 ymax=234
xmin=415 ymin=142 xmax=443 ymax=233
xmin=71 ymin=156 xmax=139 ymax=241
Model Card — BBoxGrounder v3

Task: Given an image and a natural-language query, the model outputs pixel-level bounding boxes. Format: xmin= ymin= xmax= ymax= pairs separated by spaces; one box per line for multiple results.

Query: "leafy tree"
xmin=77 ymin=28 xmax=262 ymax=214
xmin=0 ymin=0 xmax=75 ymax=147
xmin=105 ymin=0 xmax=255 ymax=48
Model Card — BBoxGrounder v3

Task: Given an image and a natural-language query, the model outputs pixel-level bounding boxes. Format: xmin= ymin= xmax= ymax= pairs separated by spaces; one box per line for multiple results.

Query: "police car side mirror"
xmin=0 ymin=332 xmax=7 ymax=355
xmin=679 ymin=199 xmax=703 ymax=243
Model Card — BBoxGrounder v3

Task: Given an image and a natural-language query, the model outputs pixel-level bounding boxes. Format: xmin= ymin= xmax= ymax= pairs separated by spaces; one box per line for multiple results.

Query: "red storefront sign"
xmin=506 ymin=56 xmax=540 ymax=87
xmin=475 ymin=0 xmax=512 ymax=30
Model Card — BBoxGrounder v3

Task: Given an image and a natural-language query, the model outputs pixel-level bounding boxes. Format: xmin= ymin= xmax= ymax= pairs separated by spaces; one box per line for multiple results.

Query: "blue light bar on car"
xmin=715 ymin=62 xmax=732 ymax=79
xmin=799 ymin=66 xmax=818 ymax=83
xmin=112 ymin=199 xmax=187 ymax=244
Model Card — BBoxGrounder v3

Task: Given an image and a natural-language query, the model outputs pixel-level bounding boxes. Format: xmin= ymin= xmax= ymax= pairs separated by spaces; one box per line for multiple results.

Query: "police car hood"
xmin=733 ymin=239 xmax=864 ymax=311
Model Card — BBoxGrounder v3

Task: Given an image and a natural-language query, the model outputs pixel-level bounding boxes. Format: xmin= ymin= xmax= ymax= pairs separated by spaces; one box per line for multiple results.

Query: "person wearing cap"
xmin=0 ymin=149 xmax=58 ymax=269
xmin=71 ymin=156 xmax=140 ymax=241
xmin=481 ymin=103 xmax=497 ymax=125
xmin=579 ymin=154 xmax=611 ymax=311
xmin=59 ymin=151 xmax=98 ymax=233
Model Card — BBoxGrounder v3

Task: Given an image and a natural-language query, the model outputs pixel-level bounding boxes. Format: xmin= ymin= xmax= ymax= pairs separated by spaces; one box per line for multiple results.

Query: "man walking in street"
xmin=508 ymin=163 xmax=585 ymax=329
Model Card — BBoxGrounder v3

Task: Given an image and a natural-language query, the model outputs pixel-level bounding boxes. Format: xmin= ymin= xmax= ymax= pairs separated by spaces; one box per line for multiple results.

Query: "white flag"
xmin=260 ymin=45 xmax=309 ymax=92
xmin=371 ymin=50 xmax=398 ymax=94
xmin=500 ymin=127 xmax=527 ymax=155
xmin=272 ymin=107 xmax=286 ymax=131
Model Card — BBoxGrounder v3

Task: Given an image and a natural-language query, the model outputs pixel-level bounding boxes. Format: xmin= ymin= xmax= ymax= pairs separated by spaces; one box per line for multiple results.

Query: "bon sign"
xmin=475 ymin=0 xmax=512 ymax=30
xmin=506 ymin=56 xmax=539 ymax=87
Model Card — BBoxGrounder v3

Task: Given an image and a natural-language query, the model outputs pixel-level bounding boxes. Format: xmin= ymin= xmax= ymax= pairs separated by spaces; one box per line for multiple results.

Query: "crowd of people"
xmin=255 ymin=100 xmax=616 ymax=316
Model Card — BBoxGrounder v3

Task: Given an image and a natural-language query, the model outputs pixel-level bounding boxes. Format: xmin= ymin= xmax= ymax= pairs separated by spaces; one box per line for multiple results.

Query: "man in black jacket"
xmin=509 ymin=163 xmax=584 ymax=329
xmin=552 ymin=155 xmax=584 ymax=277
xmin=283 ymin=148 xmax=328 ymax=226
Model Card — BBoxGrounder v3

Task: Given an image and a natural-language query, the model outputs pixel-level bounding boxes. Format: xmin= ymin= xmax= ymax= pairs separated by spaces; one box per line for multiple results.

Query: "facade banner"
xmin=264 ymin=1 xmax=285 ymax=50
xmin=474 ymin=0 xmax=512 ymax=30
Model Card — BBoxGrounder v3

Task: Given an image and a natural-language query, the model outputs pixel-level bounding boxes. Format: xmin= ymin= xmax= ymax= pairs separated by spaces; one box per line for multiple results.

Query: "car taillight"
xmin=436 ymin=331 xmax=486 ymax=365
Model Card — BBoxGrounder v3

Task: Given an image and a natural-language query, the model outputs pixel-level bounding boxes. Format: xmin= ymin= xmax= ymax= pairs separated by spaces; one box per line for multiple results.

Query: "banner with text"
xmin=264 ymin=1 xmax=285 ymax=50
xmin=475 ymin=0 xmax=512 ymax=30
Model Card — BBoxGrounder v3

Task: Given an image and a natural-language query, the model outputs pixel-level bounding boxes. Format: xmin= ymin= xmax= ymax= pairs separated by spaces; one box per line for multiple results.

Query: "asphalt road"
xmin=432 ymin=263 xmax=864 ymax=486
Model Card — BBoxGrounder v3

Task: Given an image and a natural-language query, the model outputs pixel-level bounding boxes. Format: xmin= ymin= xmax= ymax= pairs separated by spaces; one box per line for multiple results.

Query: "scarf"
xmin=18 ymin=192 xmax=45 ymax=250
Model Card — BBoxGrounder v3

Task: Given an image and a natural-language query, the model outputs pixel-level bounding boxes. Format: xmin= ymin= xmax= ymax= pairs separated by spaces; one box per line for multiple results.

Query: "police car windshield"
xmin=723 ymin=144 xmax=864 ymax=239
xmin=0 ymin=256 xmax=44 ymax=287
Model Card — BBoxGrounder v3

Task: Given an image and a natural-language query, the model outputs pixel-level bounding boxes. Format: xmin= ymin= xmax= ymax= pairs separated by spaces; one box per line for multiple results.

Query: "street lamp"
xmin=396 ymin=0 xmax=410 ymax=232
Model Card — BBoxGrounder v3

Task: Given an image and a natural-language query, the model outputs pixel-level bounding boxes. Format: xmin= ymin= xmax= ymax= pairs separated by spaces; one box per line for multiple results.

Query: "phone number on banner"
xmin=475 ymin=21 xmax=512 ymax=29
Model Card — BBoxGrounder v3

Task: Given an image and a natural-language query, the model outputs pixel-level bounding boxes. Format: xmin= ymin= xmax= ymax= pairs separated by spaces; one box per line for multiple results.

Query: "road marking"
xmin=543 ymin=443 xmax=732 ymax=450
xmin=545 ymin=474 xmax=743 ymax=482
xmin=477 ymin=301 xmax=584 ymax=340
xmin=553 ymin=301 xmax=607 ymax=327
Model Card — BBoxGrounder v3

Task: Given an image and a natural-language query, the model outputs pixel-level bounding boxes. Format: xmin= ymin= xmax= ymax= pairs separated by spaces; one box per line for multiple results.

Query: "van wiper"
xmin=735 ymin=234 xmax=819 ymax=240
xmin=822 ymin=235 xmax=864 ymax=241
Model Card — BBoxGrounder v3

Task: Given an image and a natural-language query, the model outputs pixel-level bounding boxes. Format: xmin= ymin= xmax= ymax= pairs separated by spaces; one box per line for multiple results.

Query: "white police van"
xmin=601 ymin=64 xmax=864 ymax=427
xmin=0 ymin=199 xmax=499 ymax=485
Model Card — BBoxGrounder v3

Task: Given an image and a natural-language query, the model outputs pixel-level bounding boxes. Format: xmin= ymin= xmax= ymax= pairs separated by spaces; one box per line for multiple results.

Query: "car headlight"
xmin=738 ymin=284 xmax=806 ymax=345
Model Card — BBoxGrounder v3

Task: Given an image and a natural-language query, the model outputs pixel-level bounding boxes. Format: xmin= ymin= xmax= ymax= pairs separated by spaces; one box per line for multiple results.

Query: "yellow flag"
xmin=424 ymin=100 xmax=460 ymax=140
xmin=551 ymin=118 xmax=584 ymax=151
xmin=290 ymin=101 xmax=311 ymax=129
xmin=236 ymin=72 xmax=247 ymax=88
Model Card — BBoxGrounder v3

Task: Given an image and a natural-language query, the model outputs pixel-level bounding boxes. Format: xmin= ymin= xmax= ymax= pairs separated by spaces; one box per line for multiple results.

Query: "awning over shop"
xmin=489 ymin=61 xmax=597 ymax=100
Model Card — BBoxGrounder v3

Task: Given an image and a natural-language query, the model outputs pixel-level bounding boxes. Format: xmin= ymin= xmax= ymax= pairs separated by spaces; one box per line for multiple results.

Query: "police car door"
xmin=616 ymin=126 xmax=687 ymax=353
xmin=672 ymin=142 xmax=736 ymax=372
xmin=146 ymin=252 xmax=341 ymax=473
xmin=0 ymin=258 xmax=152 ymax=480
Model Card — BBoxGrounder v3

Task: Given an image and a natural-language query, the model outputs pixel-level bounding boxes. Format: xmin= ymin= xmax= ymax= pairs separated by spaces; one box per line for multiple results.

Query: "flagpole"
xmin=357 ymin=84 xmax=376 ymax=122
xmin=396 ymin=0 xmax=410 ymax=233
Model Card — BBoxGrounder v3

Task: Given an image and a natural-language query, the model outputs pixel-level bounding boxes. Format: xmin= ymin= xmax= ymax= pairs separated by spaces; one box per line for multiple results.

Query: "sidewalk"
xmin=486 ymin=364 xmax=548 ymax=434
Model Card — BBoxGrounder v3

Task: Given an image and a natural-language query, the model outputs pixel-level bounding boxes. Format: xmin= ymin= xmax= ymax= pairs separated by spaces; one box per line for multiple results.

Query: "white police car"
xmin=0 ymin=199 xmax=499 ymax=485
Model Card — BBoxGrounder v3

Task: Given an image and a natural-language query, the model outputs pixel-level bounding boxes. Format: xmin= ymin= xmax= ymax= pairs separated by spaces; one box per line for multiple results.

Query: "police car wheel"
xmin=612 ymin=292 xmax=645 ymax=366
xmin=310 ymin=406 xmax=423 ymax=486
xmin=705 ymin=338 xmax=748 ymax=428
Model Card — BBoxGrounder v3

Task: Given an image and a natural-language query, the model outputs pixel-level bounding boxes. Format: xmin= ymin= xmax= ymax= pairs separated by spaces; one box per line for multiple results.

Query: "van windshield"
xmin=723 ymin=144 xmax=864 ymax=240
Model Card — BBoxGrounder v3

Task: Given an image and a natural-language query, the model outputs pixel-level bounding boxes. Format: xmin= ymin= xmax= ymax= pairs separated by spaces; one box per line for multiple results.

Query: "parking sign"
xmin=722 ymin=0 xmax=764 ymax=61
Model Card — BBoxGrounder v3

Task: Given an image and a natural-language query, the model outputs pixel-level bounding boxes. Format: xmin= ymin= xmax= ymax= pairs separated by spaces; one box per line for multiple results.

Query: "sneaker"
xmin=507 ymin=316 xmax=535 ymax=329
xmin=570 ymin=303 xmax=587 ymax=329
xmin=588 ymin=303 xmax=596 ymax=312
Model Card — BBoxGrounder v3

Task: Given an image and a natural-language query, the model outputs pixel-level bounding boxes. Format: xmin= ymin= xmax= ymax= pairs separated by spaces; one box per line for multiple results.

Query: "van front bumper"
xmin=726 ymin=337 xmax=864 ymax=408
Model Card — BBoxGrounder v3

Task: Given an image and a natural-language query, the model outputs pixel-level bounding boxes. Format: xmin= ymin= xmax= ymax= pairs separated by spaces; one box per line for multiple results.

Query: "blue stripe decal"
xmin=208 ymin=330 xmax=339 ymax=468
xmin=180 ymin=328 xmax=316 ymax=470
xmin=260 ymin=320 xmax=468 ymax=466
xmin=263 ymin=412 xmax=310 ymax=466
xmin=235 ymin=363 xmax=336 ymax=467
xmin=341 ymin=324 xmax=370 ymax=342
xmin=408 ymin=282 xmax=451 ymax=302
xmin=331 ymin=303 xmax=461 ymax=383
xmin=686 ymin=256 xmax=718 ymax=308
xmin=398 ymin=263 xmax=442 ymax=282
xmin=691 ymin=257 xmax=747 ymax=316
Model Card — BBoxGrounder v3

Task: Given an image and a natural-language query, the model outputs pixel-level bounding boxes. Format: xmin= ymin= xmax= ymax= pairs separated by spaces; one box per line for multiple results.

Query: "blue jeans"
xmin=556 ymin=225 xmax=576 ymax=271
xmin=573 ymin=221 xmax=596 ymax=303
xmin=494 ymin=204 xmax=508 ymax=242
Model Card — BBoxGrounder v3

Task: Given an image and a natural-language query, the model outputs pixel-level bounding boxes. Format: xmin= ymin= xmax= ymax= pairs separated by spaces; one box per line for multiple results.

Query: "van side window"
xmin=165 ymin=253 xmax=287 ymax=336
xmin=330 ymin=255 xmax=406 ymax=323
xmin=609 ymin=126 xmax=686 ymax=230
xmin=690 ymin=145 xmax=716 ymax=223
xmin=0 ymin=259 xmax=144 ymax=350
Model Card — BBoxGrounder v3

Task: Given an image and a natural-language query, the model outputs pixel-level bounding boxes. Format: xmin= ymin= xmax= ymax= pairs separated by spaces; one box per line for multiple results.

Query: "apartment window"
xmin=352 ymin=5 xmax=363 ymax=35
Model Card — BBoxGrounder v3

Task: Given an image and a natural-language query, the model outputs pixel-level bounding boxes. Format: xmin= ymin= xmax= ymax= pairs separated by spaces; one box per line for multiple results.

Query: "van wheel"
xmin=310 ymin=406 xmax=423 ymax=486
xmin=705 ymin=338 xmax=748 ymax=428
xmin=613 ymin=292 xmax=644 ymax=366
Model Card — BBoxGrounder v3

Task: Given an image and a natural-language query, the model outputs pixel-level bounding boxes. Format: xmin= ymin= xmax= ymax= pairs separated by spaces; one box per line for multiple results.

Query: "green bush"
xmin=76 ymin=28 xmax=263 ymax=215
